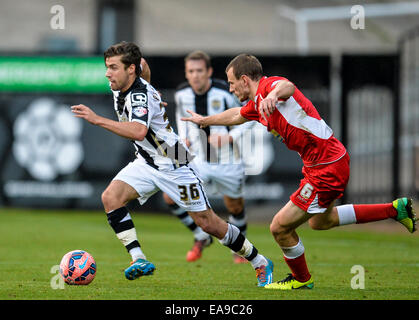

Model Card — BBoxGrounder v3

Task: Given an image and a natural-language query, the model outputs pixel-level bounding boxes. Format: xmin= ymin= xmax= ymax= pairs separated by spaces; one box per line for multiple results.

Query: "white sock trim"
xmin=336 ymin=204 xmax=356 ymax=225
xmin=129 ymin=247 xmax=146 ymax=261
xmin=250 ymin=254 xmax=268 ymax=269
xmin=219 ymin=223 xmax=240 ymax=246
xmin=281 ymin=238 xmax=305 ymax=259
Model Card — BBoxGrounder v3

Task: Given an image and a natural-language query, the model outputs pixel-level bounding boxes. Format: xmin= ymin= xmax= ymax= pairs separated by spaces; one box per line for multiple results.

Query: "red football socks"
xmin=353 ymin=203 xmax=397 ymax=224
xmin=284 ymin=253 xmax=311 ymax=282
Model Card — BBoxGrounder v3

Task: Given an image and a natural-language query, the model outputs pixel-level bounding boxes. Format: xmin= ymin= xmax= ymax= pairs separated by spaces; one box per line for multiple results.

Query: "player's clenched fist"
xmin=258 ymin=97 xmax=277 ymax=122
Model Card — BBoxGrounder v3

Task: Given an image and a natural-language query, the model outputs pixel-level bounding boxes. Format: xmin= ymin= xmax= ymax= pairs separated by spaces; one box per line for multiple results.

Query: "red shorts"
xmin=290 ymin=153 xmax=350 ymax=213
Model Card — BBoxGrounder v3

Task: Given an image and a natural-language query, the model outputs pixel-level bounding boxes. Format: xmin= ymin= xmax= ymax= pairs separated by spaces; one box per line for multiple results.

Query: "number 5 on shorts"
xmin=178 ymin=184 xmax=200 ymax=202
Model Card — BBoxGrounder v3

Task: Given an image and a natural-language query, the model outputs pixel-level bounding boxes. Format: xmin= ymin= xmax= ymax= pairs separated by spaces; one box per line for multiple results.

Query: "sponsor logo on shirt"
xmin=131 ymin=92 xmax=148 ymax=107
xmin=132 ymin=106 xmax=148 ymax=118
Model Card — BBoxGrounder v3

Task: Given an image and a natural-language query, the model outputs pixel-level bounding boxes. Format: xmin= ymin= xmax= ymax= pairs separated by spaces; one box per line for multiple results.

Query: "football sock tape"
xmin=107 ymin=207 xmax=141 ymax=253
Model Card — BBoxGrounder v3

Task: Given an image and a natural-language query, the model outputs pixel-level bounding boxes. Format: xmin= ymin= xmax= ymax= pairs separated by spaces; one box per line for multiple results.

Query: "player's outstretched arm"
xmin=71 ymin=104 xmax=147 ymax=141
xmin=181 ymin=107 xmax=248 ymax=128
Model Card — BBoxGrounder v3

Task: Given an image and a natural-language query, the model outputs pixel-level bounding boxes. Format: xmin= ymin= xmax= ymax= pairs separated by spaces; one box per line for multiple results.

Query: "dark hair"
xmin=184 ymin=50 xmax=211 ymax=69
xmin=104 ymin=41 xmax=143 ymax=77
xmin=225 ymin=54 xmax=263 ymax=81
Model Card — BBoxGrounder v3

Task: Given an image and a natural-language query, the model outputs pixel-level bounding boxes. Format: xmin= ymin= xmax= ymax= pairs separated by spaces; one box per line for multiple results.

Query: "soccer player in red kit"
xmin=182 ymin=53 xmax=416 ymax=290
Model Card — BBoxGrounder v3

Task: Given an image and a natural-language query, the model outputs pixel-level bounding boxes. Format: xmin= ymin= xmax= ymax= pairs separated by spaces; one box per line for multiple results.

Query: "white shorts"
xmin=189 ymin=161 xmax=245 ymax=199
xmin=113 ymin=159 xmax=210 ymax=212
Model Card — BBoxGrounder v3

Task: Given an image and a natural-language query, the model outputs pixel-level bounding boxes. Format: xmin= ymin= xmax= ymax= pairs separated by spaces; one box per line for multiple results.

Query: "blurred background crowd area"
xmin=2 ymin=0 xmax=419 ymax=54
xmin=0 ymin=0 xmax=418 ymax=217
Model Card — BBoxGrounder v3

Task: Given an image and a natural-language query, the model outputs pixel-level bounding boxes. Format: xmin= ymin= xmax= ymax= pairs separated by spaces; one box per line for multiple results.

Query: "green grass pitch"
xmin=0 ymin=207 xmax=418 ymax=300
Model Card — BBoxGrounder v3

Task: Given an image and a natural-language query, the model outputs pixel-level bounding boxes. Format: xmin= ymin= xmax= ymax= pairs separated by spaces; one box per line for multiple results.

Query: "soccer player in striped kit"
xmin=182 ymin=53 xmax=416 ymax=290
xmin=71 ymin=43 xmax=273 ymax=287
xmin=163 ymin=51 xmax=254 ymax=263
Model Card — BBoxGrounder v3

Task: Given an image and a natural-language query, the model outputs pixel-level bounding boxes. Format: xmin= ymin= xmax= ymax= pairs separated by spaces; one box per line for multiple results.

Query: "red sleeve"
xmin=263 ymin=76 xmax=293 ymax=101
xmin=239 ymin=76 xmax=291 ymax=122
xmin=240 ymin=100 xmax=259 ymax=121
xmin=263 ymin=77 xmax=288 ymax=92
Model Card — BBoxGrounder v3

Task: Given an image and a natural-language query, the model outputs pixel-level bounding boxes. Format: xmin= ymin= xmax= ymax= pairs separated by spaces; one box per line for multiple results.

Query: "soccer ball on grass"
xmin=59 ymin=250 xmax=96 ymax=285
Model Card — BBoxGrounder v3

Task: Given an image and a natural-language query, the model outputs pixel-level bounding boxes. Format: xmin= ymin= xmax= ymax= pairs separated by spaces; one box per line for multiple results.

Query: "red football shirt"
xmin=240 ymin=76 xmax=346 ymax=167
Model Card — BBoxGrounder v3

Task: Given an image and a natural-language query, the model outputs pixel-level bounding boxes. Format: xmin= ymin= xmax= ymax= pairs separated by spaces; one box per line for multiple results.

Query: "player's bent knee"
xmin=269 ymin=220 xmax=286 ymax=238
xmin=269 ymin=215 xmax=295 ymax=242
xmin=101 ymin=189 xmax=123 ymax=212
xmin=101 ymin=190 xmax=111 ymax=208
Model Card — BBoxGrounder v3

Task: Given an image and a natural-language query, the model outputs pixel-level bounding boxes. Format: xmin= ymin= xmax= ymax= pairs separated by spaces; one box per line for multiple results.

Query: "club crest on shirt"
xmin=131 ymin=92 xmax=148 ymax=107
xmin=132 ymin=106 xmax=148 ymax=118
xmin=211 ymin=99 xmax=221 ymax=110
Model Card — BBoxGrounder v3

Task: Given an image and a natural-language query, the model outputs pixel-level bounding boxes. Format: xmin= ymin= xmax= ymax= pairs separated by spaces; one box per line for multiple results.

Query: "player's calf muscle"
xmin=308 ymin=207 xmax=339 ymax=230
xmin=189 ymin=210 xmax=228 ymax=239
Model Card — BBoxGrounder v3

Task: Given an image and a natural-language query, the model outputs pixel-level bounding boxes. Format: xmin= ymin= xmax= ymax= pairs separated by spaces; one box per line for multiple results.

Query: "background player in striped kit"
xmin=182 ymin=53 xmax=416 ymax=290
xmin=71 ymin=43 xmax=274 ymax=286
xmin=162 ymin=51 xmax=254 ymax=263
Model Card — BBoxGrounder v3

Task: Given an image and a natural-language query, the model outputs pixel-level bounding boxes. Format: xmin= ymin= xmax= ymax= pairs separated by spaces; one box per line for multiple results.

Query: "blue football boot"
xmin=124 ymin=258 xmax=155 ymax=280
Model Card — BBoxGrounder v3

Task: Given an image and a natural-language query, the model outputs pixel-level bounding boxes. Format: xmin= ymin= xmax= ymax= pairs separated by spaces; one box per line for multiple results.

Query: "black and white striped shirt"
xmin=112 ymin=77 xmax=193 ymax=171
xmin=175 ymin=78 xmax=253 ymax=164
